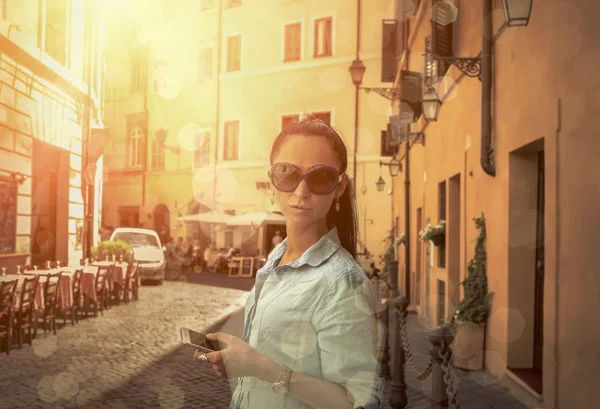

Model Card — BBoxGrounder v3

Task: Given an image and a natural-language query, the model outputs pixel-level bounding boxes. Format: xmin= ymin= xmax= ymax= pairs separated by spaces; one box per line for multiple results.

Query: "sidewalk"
xmin=381 ymin=313 xmax=528 ymax=409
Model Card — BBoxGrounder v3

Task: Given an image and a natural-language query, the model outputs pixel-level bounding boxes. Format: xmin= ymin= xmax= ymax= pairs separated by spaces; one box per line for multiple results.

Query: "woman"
xmin=194 ymin=118 xmax=383 ymax=409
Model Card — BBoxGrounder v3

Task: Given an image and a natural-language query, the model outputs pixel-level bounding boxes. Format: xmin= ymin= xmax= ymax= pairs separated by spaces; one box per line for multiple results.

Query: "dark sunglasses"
xmin=269 ymin=162 xmax=342 ymax=195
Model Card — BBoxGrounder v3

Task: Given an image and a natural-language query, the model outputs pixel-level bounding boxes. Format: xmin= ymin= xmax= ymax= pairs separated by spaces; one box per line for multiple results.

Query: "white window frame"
xmin=310 ymin=13 xmax=336 ymax=58
xmin=281 ymin=20 xmax=304 ymax=63
xmin=128 ymin=126 xmax=143 ymax=168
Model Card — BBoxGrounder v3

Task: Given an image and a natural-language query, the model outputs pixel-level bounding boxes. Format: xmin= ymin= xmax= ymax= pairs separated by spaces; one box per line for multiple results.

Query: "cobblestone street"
xmin=0 ymin=275 xmax=529 ymax=409
xmin=0 ymin=279 xmax=250 ymax=409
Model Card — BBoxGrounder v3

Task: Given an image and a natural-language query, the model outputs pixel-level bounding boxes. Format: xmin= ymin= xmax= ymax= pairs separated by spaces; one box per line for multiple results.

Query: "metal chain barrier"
xmin=398 ymin=312 xmax=433 ymax=381
xmin=440 ymin=341 xmax=460 ymax=409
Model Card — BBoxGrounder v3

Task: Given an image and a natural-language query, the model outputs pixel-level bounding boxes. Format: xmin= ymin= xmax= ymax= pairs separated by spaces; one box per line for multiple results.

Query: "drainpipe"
xmin=480 ymin=0 xmax=495 ymax=177
xmin=213 ymin=2 xmax=223 ymax=211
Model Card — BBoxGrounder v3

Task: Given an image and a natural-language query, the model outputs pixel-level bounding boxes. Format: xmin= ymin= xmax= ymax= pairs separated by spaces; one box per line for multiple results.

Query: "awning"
xmin=226 ymin=212 xmax=285 ymax=226
xmin=177 ymin=211 xmax=233 ymax=224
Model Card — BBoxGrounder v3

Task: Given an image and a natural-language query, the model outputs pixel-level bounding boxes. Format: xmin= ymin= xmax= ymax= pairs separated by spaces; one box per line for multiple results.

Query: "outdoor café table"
xmin=22 ymin=267 xmax=79 ymax=312
xmin=0 ymin=274 xmax=44 ymax=313
xmin=90 ymin=261 xmax=128 ymax=289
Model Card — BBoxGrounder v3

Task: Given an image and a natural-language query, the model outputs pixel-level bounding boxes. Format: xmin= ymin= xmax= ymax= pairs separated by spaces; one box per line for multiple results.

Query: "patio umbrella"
xmin=226 ymin=212 xmax=285 ymax=226
xmin=177 ymin=211 xmax=233 ymax=224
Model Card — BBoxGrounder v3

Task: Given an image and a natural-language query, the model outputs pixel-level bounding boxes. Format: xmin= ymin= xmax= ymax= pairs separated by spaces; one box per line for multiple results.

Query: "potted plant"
xmin=91 ymin=240 xmax=134 ymax=263
xmin=419 ymin=220 xmax=446 ymax=246
xmin=450 ymin=213 xmax=494 ymax=371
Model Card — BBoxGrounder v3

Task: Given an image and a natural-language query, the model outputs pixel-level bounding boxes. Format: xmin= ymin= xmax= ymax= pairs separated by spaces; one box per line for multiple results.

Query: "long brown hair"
xmin=269 ymin=117 xmax=357 ymax=259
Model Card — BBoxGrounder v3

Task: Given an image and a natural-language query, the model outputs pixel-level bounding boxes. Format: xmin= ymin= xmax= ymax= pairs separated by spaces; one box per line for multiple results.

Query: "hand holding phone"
xmin=180 ymin=327 xmax=220 ymax=353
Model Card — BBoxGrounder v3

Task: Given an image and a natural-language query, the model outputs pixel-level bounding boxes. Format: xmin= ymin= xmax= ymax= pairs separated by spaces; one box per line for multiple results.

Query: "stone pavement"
xmin=0 ymin=280 xmax=250 ymax=409
xmin=381 ymin=313 xmax=528 ymax=409
xmin=0 ymin=273 xmax=529 ymax=409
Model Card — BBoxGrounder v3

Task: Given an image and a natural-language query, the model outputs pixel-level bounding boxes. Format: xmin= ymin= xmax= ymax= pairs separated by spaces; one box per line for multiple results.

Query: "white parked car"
xmin=109 ymin=228 xmax=166 ymax=284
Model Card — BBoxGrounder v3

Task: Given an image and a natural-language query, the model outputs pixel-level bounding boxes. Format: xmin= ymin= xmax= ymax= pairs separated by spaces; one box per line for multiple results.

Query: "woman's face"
xmin=270 ymin=135 xmax=347 ymax=228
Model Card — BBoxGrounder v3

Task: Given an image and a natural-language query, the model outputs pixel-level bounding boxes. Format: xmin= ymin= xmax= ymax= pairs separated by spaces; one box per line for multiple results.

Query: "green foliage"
xmin=380 ymin=229 xmax=396 ymax=265
xmin=90 ymin=240 xmax=134 ymax=262
xmin=451 ymin=213 xmax=494 ymax=324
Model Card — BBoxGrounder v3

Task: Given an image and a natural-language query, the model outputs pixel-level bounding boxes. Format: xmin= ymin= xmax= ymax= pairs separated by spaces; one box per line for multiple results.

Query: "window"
xmin=45 ymin=0 xmax=67 ymax=65
xmin=312 ymin=111 xmax=331 ymax=125
xmin=128 ymin=126 xmax=144 ymax=167
xmin=431 ymin=0 xmax=455 ymax=76
xmin=1 ymin=0 xmax=7 ymax=21
xmin=0 ymin=175 xmax=17 ymax=254
xmin=281 ymin=114 xmax=299 ymax=131
xmin=131 ymin=55 xmax=147 ymax=92
xmin=193 ymin=130 xmax=211 ymax=168
xmin=313 ymin=17 xmax=332 ymax=57
xmin=153 ymin=59 xmax=168 ymax=92
xmin=438 ymin=180 xmax=446 ymax=268
xmin=223 ymin=121 xmax=240 ymax=160
xmin=284 ymin=23 xmax=302 ymax=62
xmin=226 ymin=35 xmax=242 ymax=72
xmin=200 ymin=0 xmax=215 ymax=11
xmin=224 ymin=0 xmax=242 ymax=9
xmin=151 ymin=138 xmax=165 ymax=170
xmin=198 ymin=47 xmax=213 ymax=82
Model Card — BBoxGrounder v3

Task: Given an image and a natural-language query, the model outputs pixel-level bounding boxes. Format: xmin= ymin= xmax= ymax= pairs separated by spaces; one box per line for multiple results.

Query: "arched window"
xmin=128 ymin=126 xmax=144 ymax=167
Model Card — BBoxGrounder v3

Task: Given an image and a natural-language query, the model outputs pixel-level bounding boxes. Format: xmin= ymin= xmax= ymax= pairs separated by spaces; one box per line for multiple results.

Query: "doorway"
xmin=507 ymin=141 xmax=544 ymax=395
xmin=153 ymin=204 xmax=170 ymax=244
xmin=31 ymin=141 xmax=61 ymax=266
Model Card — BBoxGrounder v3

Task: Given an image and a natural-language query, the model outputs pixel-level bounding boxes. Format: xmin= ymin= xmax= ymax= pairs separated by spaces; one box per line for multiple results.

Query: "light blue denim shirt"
xmin=229 ymin=227 xmax=384 ymax=409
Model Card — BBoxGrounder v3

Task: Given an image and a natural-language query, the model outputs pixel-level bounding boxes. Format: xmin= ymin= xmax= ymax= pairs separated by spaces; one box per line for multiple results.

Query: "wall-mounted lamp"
xmin=422 ymin=88 xmax=442 ymax=122
xmin=502 ymin=0 xmax=534 ymax=27
xmin=381 ymin=158 xmax=402 ymax=177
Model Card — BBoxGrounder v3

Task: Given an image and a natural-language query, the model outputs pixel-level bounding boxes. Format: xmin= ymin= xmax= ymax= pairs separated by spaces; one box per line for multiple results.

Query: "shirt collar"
xmin=265 ymin=226 xmax=341 ymax=271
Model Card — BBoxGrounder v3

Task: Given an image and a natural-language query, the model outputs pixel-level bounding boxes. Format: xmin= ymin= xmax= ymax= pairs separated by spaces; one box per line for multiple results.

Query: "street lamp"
xmin=349 ymin=58 xmax=366 ymax=86
xmin=348 ymin=58 xmax=366 ymax=198
xmin=388 ymin=158 xmax=402 ymax=176
xmin=422 ymin=88 xmax=442 ymax=122
xmin=502 ymin=0 xmax=534 ymax=27
xmin=376 ymin=176 xmax=385 ymax=192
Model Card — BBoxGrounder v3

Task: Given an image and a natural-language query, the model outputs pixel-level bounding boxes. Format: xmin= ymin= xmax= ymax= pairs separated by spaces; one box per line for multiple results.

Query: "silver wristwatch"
xmin=270 ymin=366 xmax=292 ymax=395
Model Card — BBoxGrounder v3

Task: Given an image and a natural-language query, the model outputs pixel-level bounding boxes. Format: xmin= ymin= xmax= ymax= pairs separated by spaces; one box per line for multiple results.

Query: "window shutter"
xmin=431 ymin=0 xmax=454 ymax=76
xmin=381 ymin=20 xmax=398 ymax=83
xmin=400 ymin=70 xmax=422 ymax=122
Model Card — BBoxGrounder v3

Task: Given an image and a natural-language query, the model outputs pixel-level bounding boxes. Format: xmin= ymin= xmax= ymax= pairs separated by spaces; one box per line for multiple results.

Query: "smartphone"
xmin=180 ymin=327 xmax=220 ymax=352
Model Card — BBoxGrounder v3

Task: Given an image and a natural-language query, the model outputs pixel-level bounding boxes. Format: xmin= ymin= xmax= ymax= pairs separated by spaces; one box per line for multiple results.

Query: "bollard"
xmin=429 ymin=326 xmax=455 ymax=409
xmin=390 ymin=295 xmax=409 ymax=409
xmin=379 ymin=303 xmax=391 ymax=379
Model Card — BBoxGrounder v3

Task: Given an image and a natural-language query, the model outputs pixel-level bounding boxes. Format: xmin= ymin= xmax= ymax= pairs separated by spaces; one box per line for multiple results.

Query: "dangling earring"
xmin=270 ymin=191 xmax=275 ymax=205
xmin=335 ymin=197 xmax=340 ymax=212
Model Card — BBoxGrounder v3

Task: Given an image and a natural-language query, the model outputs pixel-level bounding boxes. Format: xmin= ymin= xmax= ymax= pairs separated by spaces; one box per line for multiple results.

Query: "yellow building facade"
xmin=0 ymin=0 xmax=105 ymax=271
xmin=101 ymin=0 xmax=396 ymax=261
xmin=385 ymin=1 xmax=600 ymax=408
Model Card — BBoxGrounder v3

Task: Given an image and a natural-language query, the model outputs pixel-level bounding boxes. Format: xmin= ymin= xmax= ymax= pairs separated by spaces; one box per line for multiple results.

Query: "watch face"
xmin=272 ymin=384 xmax=287 ymax=394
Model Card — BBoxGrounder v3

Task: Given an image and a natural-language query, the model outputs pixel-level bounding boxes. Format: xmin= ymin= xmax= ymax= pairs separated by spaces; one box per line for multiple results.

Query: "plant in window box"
xmin=448 ymin=213 xmax=494 ymax=371
xmin=418 ymin=220 xmax=446 ymax=246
